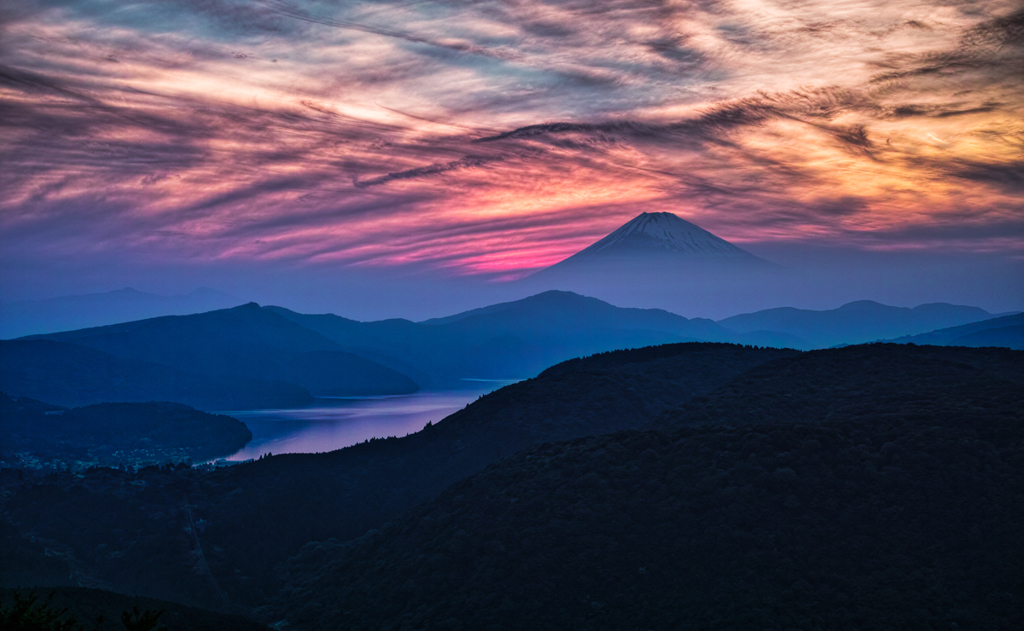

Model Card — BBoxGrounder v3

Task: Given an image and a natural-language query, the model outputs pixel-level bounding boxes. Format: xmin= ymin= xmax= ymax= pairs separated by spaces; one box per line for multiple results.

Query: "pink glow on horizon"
xmin=1 ymin=0 xmax=1022 ymax=284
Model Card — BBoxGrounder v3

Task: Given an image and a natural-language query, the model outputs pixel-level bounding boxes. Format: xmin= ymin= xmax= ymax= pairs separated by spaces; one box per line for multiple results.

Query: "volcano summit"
xmin=559 ymin=211 xmax=762 ymax=262
xmin=520 ymin=212 xmax=778 ymax=317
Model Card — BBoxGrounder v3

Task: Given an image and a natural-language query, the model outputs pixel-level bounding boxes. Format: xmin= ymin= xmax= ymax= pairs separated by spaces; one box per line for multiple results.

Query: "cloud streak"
xmin=0 ymin=0 xmax=1022 ymax=284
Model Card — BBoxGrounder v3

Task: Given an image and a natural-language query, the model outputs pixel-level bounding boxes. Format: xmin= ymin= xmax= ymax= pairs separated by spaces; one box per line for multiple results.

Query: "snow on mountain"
xmin=548 ymin=211 xmax=765 ymax=270
xmin=568 ymin=212 xmax=756 ymax=260
xmin=518 ymin=212 xmax=777 ymax=318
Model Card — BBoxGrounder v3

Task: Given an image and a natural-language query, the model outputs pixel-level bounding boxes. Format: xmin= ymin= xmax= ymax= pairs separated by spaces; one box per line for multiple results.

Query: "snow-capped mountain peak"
xmin=571 ymin=212 xmax=754 ymax=259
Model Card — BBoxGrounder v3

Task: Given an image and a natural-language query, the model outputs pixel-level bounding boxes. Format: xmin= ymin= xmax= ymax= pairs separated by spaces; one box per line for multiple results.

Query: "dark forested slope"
xmin=0 ymin=587 xmax=270 ymax=631
xmin=274 ymin=345 xmax=1024 ymax=631
xmin=0 ymin=343 xmax=792 ymax=610
xmin=654 ymin=344 xmax=1024 ymax=430
xmin=180 ymin=343 xmax=796 ymax=603
xmin=1 ymin=394 xmax=252 ymax=469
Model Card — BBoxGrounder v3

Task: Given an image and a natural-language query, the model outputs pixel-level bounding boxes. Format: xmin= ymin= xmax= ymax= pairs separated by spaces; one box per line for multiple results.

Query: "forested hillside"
xmin=0 ymin=343 xmax=792 ymax=610
xmin=1 ymin=395 xmax=253 ymax=470
xmin=273 ymin=345 xmax=1024 ymax=631
xmin=3 ymin=343 xmax=1021 ymax=629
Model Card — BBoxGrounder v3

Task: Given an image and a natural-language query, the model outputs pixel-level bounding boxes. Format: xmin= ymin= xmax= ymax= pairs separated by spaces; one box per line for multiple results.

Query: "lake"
xmin=220 ymin=380 xmax=516 ymax=461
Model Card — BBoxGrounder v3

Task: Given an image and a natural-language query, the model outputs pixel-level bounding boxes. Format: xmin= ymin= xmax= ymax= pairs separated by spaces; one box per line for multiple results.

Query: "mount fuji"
xmin=518 ymin=212 xmax=779 ymax=317
xmin=544 ymin=212 xmax=767 ymax=268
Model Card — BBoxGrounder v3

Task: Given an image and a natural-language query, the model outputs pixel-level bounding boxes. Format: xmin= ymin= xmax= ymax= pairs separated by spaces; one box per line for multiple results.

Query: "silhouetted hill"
xmin=952 ymin=324 xmax=1024 ymax=349
xmin=0 ymin=340 xmax=313 ymax=410
xmin=1 ymin=394 xmax=252 ymax=469
xmin=8 ymin=343 xmax=1020 ymax=622
xmin=270 ymin=291 xmax=732 ymax=387
xmin=0 ymin=343 xmax=792 ymax=609
xmin=22 ymin=304 xmax=418 ymax=396
xmin=0 ymin=287 xmax=241 ymax=339
xmin=420 ymin=291 xmax=718 ymax=335
xmin=654 ymin=344 xmax=1024 ymax=430
xmin=888 ymin=312 xmax=1024 ymax=349
xmin=273 ymin=346 xmax=1024 ymax=631
xmin=718 ymin=300 xmax=995 ymax=348
xmin=170 ymin=343 xmax=794 ymax=604
xmin=0 ymin=587 xmax=270 ymax=631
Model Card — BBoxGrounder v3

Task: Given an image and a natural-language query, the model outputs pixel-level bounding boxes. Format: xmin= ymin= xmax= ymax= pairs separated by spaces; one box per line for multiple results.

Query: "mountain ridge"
xmin=718 ymin=300 xmax=996 ymax=349
xmin=0 ymin=287 xmax=241 ymax=339
xmin=887 ymin=312 xmax=1024 ymax=349
xmin=15 ymin=304 xmax=419 ymax=401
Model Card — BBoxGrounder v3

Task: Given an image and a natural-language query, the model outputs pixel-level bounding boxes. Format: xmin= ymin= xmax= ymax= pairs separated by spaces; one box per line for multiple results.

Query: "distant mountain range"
xmin=0 ymin=287 xmax=241 ymax=339
xmin=885 ymin=312 xmax=1024 ymax=349
xmin=1 ymin=290 xmax=1018 ymax=411
xmin=719 ymin=300 xmax=1003 ymax=349
xmin=516 ymin=211 xmax=1024 ymax=321
xmin=270 ymin=291 xmax=732 ymax=387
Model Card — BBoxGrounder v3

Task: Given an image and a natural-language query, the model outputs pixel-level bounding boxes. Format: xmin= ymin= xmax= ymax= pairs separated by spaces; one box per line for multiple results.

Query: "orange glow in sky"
xmin=1 ymin=0 xmax=1022 ymax=280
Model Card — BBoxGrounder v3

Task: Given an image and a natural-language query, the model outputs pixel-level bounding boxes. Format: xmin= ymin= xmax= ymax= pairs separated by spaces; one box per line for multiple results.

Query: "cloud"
xmin=355 ymin=156 xmax=503 ymax=187
xmin=1 ymin=0 xmax=1022 ymax=289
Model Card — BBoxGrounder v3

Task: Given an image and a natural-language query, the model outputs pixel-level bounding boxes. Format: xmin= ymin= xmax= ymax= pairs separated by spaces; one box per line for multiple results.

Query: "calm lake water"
xmin=220 ymin=380 xmax=516 ymax=461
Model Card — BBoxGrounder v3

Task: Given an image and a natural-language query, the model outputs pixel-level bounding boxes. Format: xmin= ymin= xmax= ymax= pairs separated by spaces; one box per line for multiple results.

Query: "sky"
xmin=1 ymin=0 xmax=1022 ymax=317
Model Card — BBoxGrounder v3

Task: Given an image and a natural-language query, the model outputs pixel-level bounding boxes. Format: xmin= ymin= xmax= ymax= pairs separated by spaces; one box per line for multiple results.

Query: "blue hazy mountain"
xmin=0 ymin=287 xmax=242 ymax=339
xmin=0 ymin=339 xmax=314 ymax=410
xmin=717 ymin=300 xmax=996 ymax=349
xmin=268 ymin=290 xmax=734 ymax=387
xmin=18 ymin=303 xmax=418 ymax=400
xmin=888 ymin=312 xmax=1024 ymax=349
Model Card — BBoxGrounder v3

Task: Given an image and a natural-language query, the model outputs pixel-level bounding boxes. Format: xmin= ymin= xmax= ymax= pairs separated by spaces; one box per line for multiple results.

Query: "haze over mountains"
xmin=7 ymin=214 xmax=1019 ymax=330
xmin=719 ymin=300 xmax=1001 ymax=349
xmin=3 ymin=304 xmax=417 ymax=409
xmin=2 ymin=289 xmax=1019 ymax=416
xmin=3 ymin=290 xmax=1017 ymax=416
xmin=887 ymin=312 xmax=1024 ymax=349
xmin=269 ymin=291 xmax=728 ymax=388
xmin=0 ymin=287 xmax=241 ymax=339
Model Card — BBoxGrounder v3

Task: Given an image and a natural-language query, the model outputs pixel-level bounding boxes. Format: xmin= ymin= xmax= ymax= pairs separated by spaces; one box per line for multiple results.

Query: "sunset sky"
xmin=1 ymin=0 xmax=1022 ymax=313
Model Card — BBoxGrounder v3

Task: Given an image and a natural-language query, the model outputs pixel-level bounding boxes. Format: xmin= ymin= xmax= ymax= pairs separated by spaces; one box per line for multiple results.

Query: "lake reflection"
xmin=221 ymin=381 xmax=515 ymax=461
